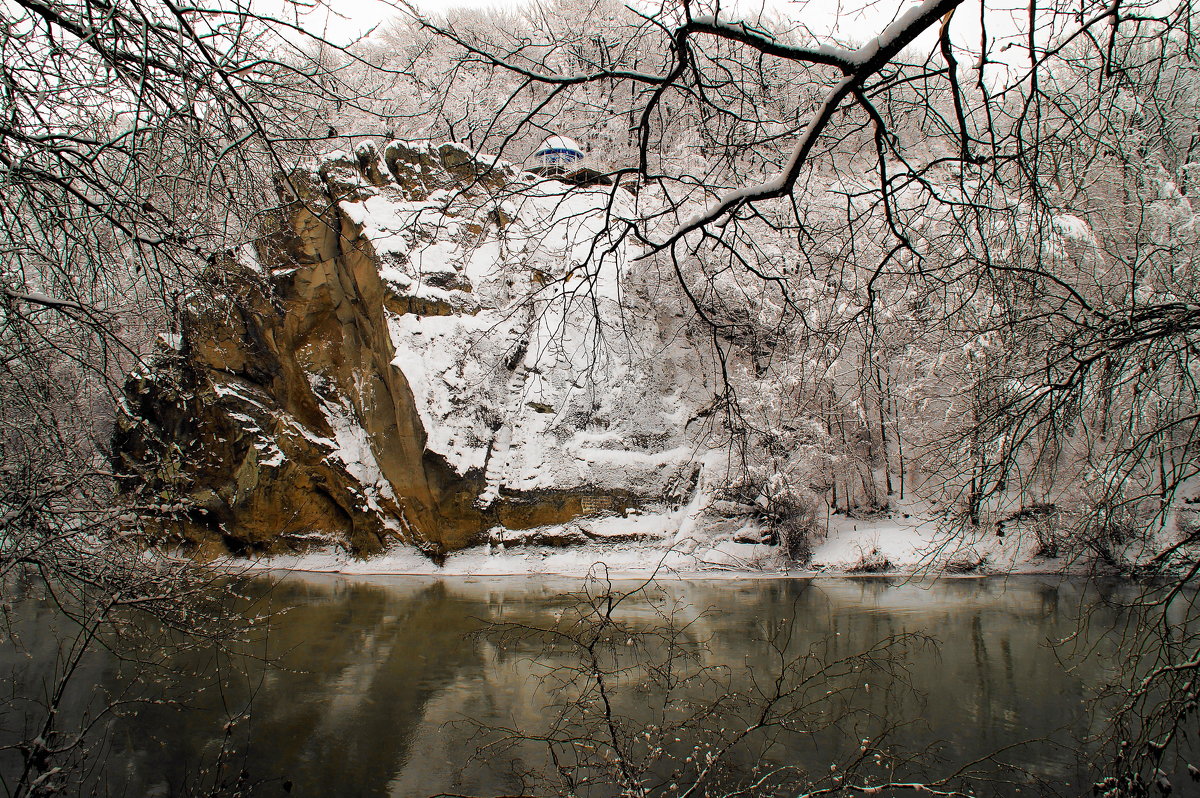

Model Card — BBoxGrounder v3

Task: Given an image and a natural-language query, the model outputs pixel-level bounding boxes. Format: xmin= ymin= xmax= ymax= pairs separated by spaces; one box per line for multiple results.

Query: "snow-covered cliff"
xmin=114 ymin=141 xmax=726 ymax=558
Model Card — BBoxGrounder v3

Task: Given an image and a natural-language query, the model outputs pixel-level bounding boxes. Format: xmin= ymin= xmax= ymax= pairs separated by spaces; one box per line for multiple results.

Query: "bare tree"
xmin=2 ymin=0 xmax=1197 ymax=789
xmin=0 ymin=1 xmax=388 ymax=792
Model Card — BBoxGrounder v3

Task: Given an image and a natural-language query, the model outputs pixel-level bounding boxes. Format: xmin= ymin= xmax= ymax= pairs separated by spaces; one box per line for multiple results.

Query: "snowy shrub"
xmin=775 ymin=505 xmax=819 ymax=562
xmin=847 ymin=546 xmax=892 ymax=574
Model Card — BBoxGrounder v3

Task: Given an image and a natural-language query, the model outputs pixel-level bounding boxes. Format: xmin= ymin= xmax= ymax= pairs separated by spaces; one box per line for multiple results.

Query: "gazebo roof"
xmin=534 ymin=135 xmax=584 ymax=156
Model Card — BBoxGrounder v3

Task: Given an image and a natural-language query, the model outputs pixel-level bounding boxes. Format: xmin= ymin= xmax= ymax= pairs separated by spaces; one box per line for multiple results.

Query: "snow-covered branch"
xmin=2 ymin=288 xmax=86 ymax=312
xmin=656 ymin=0 xmax=965 ymax=251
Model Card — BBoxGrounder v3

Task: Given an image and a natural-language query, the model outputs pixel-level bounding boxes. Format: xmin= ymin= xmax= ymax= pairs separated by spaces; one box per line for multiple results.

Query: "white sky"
xmin=299 ymin=0 xmax=1030 ymax=52
xmin=278 ymin=0 xmax=1038 ymax=87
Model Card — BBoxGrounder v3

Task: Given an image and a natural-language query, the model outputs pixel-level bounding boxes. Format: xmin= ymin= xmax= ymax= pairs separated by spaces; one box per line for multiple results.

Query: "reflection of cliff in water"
xmin=98 ymin=577 xmax=502 ymax=797
xmin=242 ymin=579 xmax=491 ymax=796
xmin=0 ymin=576 xmax=1158 ymax=797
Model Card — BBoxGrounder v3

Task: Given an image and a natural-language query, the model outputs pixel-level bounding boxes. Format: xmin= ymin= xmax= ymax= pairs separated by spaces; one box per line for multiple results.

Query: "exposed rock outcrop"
xmin=115 ymin=142 xmax=713 ymax=558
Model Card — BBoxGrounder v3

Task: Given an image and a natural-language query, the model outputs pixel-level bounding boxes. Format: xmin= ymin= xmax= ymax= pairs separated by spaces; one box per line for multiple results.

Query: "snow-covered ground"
xmin=232 ymin=498 xmax=1070 ymax=578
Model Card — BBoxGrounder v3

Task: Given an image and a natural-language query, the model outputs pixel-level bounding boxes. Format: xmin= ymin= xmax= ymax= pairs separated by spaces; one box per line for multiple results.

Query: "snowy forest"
xmin=2 ymin=0 xmax=1200 ymax=795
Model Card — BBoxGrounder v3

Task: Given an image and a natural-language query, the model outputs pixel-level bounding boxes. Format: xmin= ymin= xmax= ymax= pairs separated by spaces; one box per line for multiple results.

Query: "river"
xmin=0 ymin=575 xmax=1182 ymax=796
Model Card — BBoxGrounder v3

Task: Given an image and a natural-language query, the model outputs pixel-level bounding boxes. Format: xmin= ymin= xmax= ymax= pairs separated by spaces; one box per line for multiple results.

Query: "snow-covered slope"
xmin=341 ymin=148 xmax=706 ymax=502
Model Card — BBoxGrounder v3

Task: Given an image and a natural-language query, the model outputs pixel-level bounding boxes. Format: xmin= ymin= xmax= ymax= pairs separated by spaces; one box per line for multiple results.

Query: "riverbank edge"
xmin=220 ymin=539 xmax=1091 ymax=580
xmin=217 ymin=502 xmax=1119 ymax=579
xmin=230 ymin=563 xmax=1083 ymax=580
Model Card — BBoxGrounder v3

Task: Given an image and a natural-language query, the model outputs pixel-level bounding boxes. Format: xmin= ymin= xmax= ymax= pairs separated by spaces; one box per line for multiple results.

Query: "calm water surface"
xmin=0 ymin=576 xmax=1160 ymax=796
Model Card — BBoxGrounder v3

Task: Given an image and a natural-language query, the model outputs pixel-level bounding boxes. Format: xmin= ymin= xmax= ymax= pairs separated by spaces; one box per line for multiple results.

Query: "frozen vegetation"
xmin=6 ymin=0 xmax=1200 ymax=794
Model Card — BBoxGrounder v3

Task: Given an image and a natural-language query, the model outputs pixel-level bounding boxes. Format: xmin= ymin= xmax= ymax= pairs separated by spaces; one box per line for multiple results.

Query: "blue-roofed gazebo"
xmin=533 ymin=135 xmax=585 ymax=168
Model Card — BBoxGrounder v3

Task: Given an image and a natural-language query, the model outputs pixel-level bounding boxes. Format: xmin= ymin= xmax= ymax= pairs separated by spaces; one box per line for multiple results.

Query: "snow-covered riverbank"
xmin=231 ymin=501 xmax=1074 ymax=578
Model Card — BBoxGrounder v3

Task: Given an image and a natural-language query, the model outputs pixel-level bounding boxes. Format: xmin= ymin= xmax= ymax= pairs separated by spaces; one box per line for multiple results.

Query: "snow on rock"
xmin=117 ymin=138 xmax=734 ymax=560
xmin=236 ymin=494 xmax=1078 ymax=578
xmin=235 ymin=501 xmax=787 ymax=578
xmin=343 ymin=145 xmax=711 ymax=503
xmin=311 ymin=387 xmax=400 ymax=517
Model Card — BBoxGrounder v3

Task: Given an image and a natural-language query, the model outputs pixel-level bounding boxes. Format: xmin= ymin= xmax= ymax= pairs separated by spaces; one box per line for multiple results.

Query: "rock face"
xmin=115 ymin=142 xmax=713 ymax=557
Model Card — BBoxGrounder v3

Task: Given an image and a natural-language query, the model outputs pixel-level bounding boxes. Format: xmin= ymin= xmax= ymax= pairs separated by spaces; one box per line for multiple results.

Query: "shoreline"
xmin=240 ymin=566 xmax=1074 ymax=580
xmin=217 ymin=506 xmax=1093 ymax=580
xmin=207 ymin=497 xmax=1182 ymax=582
xmin=221 ymin=547 xmax=1081 ymax=581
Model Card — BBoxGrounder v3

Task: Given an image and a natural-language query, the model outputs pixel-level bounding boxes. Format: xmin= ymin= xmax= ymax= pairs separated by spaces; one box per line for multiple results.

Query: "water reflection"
xmin=0 ymin=576 xmax=1146 ymax=796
